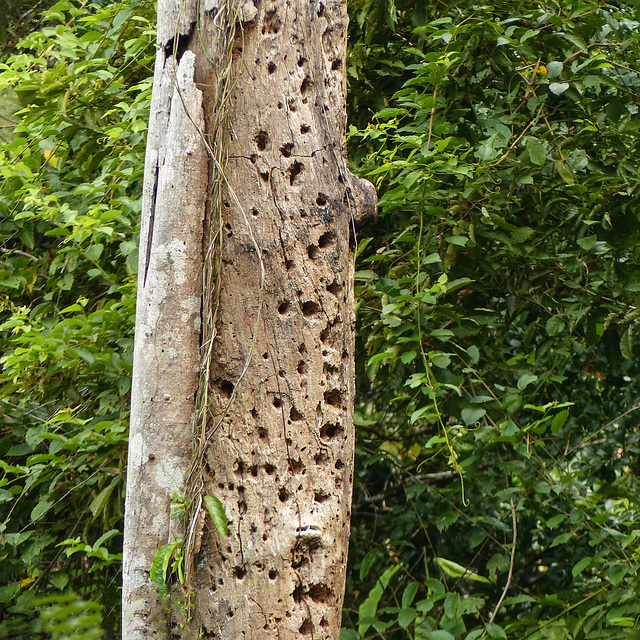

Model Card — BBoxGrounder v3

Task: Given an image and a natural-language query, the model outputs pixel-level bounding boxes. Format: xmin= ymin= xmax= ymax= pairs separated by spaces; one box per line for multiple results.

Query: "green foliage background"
xmin=1 ymin=0 xmax=640 ymax=638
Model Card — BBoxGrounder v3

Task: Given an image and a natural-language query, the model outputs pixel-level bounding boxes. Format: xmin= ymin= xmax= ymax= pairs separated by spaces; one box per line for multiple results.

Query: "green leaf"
xmin=549 ymin=82 xmax=570 ymax=95
xmin=517 ymin=373 xmax=538 ymax=390
xmin=526 ymin=138 xmax=546 ymax=166
xmin=150 ymin=542 xmax=178 ymax=597
xmin=358 ymin=565 xmax=400 ymax=636
xmin=546 ymin=61 xmax=563 ymax=78
xmin=360 ymin=550 xmax=377 ymax=581
xmin=620 ymin=327 xmax=633 ymax=361
xmin=401 ymin=350 xmax=417 ymax=364
xmin=398 ymin=607 xmax=416 ymax=628
xmin=445 ymin=235 xmax=468 ymax=246
xmin=484 ymin=622 xmax=507 ymax=639
xmin=435 ymin=510 xmax=460 ymax=532
xmin=203 ymin=495 xmax=228 ymax=539
xmin=436 ymin=557 xmax=492 ymax=583
xmin=461 ymin=407 xmax=486 ymax=425
xmin=401 ymin=582 xmax=419 ymax=609
xmin=577 ymin=235 xmax=597 ymax=251
xmin=572 ymin=557 xmax=591 ymax=577
xmin=89 ymin=478 xmax=119 ymax=521
xmin=430 ymin=353 xmax=451 ymax=368
xmin=583 ymin=74 xmax=601 ymax=89
xmin=545 ymin=514 xmax=565 ymax=529
xmin=428 ymin=631 xmax=455 ymax=640
xmin=31 ymin=499 xmax=53 ymax=523
xmin=467 ymin=345 xmax=479 ymax=364
xmin=556 ymin=159 xmax=576 ymax=184
xmin=546 ymin=316 xmax=565 ymax=337
xmin=550 ymin=409 xmax=569 ymax=434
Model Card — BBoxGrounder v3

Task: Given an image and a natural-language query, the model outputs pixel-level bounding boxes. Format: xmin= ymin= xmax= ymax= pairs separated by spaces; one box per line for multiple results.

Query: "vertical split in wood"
xmin=123 ymin=46 xmax=208 ymax=639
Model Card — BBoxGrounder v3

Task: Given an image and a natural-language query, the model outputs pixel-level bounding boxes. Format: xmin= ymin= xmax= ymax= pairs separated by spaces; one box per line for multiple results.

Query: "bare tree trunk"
xmin=122 ymin=0 xmax=376 ymax=637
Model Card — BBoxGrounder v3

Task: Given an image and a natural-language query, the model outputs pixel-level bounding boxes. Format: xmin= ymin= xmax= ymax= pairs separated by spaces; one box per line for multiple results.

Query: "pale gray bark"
xmin=122 ymin=48 xmax=208 ymax=639
xmin=123 ymin=0 xmax=376 ymax=638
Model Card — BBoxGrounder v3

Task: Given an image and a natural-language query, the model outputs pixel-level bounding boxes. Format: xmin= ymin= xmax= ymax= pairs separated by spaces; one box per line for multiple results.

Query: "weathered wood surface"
xmin=122 ymin=49 xmax=207 ymax=639
xmin=122 ymin=0 xmax=376 ymax=637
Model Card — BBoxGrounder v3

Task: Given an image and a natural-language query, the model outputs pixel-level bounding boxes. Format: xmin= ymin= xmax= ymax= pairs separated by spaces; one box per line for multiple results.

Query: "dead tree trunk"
xmin=122 ymin=0 xmax=376 ymax=638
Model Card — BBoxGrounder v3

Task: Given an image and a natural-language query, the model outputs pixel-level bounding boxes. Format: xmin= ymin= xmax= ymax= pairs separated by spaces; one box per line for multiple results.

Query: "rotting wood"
xmin=122 ymin=49 xmax=207 ymax=639
xmin=122 ymin=0 xmax=376 ymax=637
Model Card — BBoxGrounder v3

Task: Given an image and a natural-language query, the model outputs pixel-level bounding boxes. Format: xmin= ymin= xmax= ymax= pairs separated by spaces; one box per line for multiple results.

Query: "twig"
xmin=488 ymin=499 xmax=517 ymax=625
xmin=0 ymin=247 xmax=38 ymax=261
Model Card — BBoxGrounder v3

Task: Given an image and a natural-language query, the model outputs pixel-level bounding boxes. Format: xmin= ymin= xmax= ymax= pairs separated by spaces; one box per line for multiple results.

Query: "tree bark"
xmin=122 ymin=49 xmax=208 ymax=639
xmin=122 ymin=0 xmax=376 ymax=637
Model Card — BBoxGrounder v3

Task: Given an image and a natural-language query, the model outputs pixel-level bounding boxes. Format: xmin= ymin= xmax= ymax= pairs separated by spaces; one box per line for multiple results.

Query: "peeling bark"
xmin=123 ymin=50 xmax=208 ymax=639
xmin=123 ymin=0 xmax=376 ymax=638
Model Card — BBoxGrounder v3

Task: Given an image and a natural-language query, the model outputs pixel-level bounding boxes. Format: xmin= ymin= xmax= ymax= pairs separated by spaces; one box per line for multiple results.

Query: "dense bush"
xmin=0 ymin=1 xmax=154 ymax=636
xmin=345 ymin=1 xmax=640 ymax=638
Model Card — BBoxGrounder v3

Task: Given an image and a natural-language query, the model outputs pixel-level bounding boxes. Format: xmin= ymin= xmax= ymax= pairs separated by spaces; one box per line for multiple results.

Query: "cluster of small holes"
xmin=331 ymin=59 xmax=342 ymax=71
xmin=309 ymin=583 xmax=332 ymax=603
xmin=314 ymin=491 xmax=330 ymax=503
xmin=327 ymin=281 xmax=342 ymax=296
xmin=233 ymin=566 xmax=246 ymax=580
xmin=288 ymin=458 xmax=304 ymax=474
xmin=316 ymin=193 xmax=327 ymax=207
xmin=280 ymin=143 xmax=293 ymax=157
xmin=215 ymin=379 xmax=234 ymax=398
xmin=273 ymin=397 xmax=283 ymax=408
xmin=315 ymin=450 xmax=329 ymax=465
xmin=318 ymin=231 xmax=335 ymax=248
xmin=300 ymin=76 xmax=312 ymax=98
xmin=324 ymin=362 xmax=339 ymax=376
xmin=301 ymin=301 xmax=320 ymax=317
xmin=290 ymin=407 xmax=303 ymax=421
xmin=254 ymin=130 xmax=269 ymax=150
xmin=297 ymin=360 xmax=307 ymax=374
xmin=265 ymin=463 xmax=276 ymax=475
xmin=288 ymin=161 xmax=304 ymax=185
xmin=301 ymin=124 xmax=311 ymax=134
xmin=278 ymin=487 xmax=289 ymax=502
xmin=308 ymin=245 xmax=319 ymax=260
xmin=324 ymin=389 xmax=343 ymax=407
xmin=320 ymin=422 xmax=343 ymax=440
xmin=262 ymin=10 xmax=281 ymax=34
xmin=278 ymin=301 xmax=291 ymax=314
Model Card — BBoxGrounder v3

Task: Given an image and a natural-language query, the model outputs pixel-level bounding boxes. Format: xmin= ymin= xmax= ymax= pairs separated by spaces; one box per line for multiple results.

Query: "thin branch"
xmin=0 ymin=246 xmax=38 ymax=261
xmin=489 ymin=499 xmax=517 ymax=624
